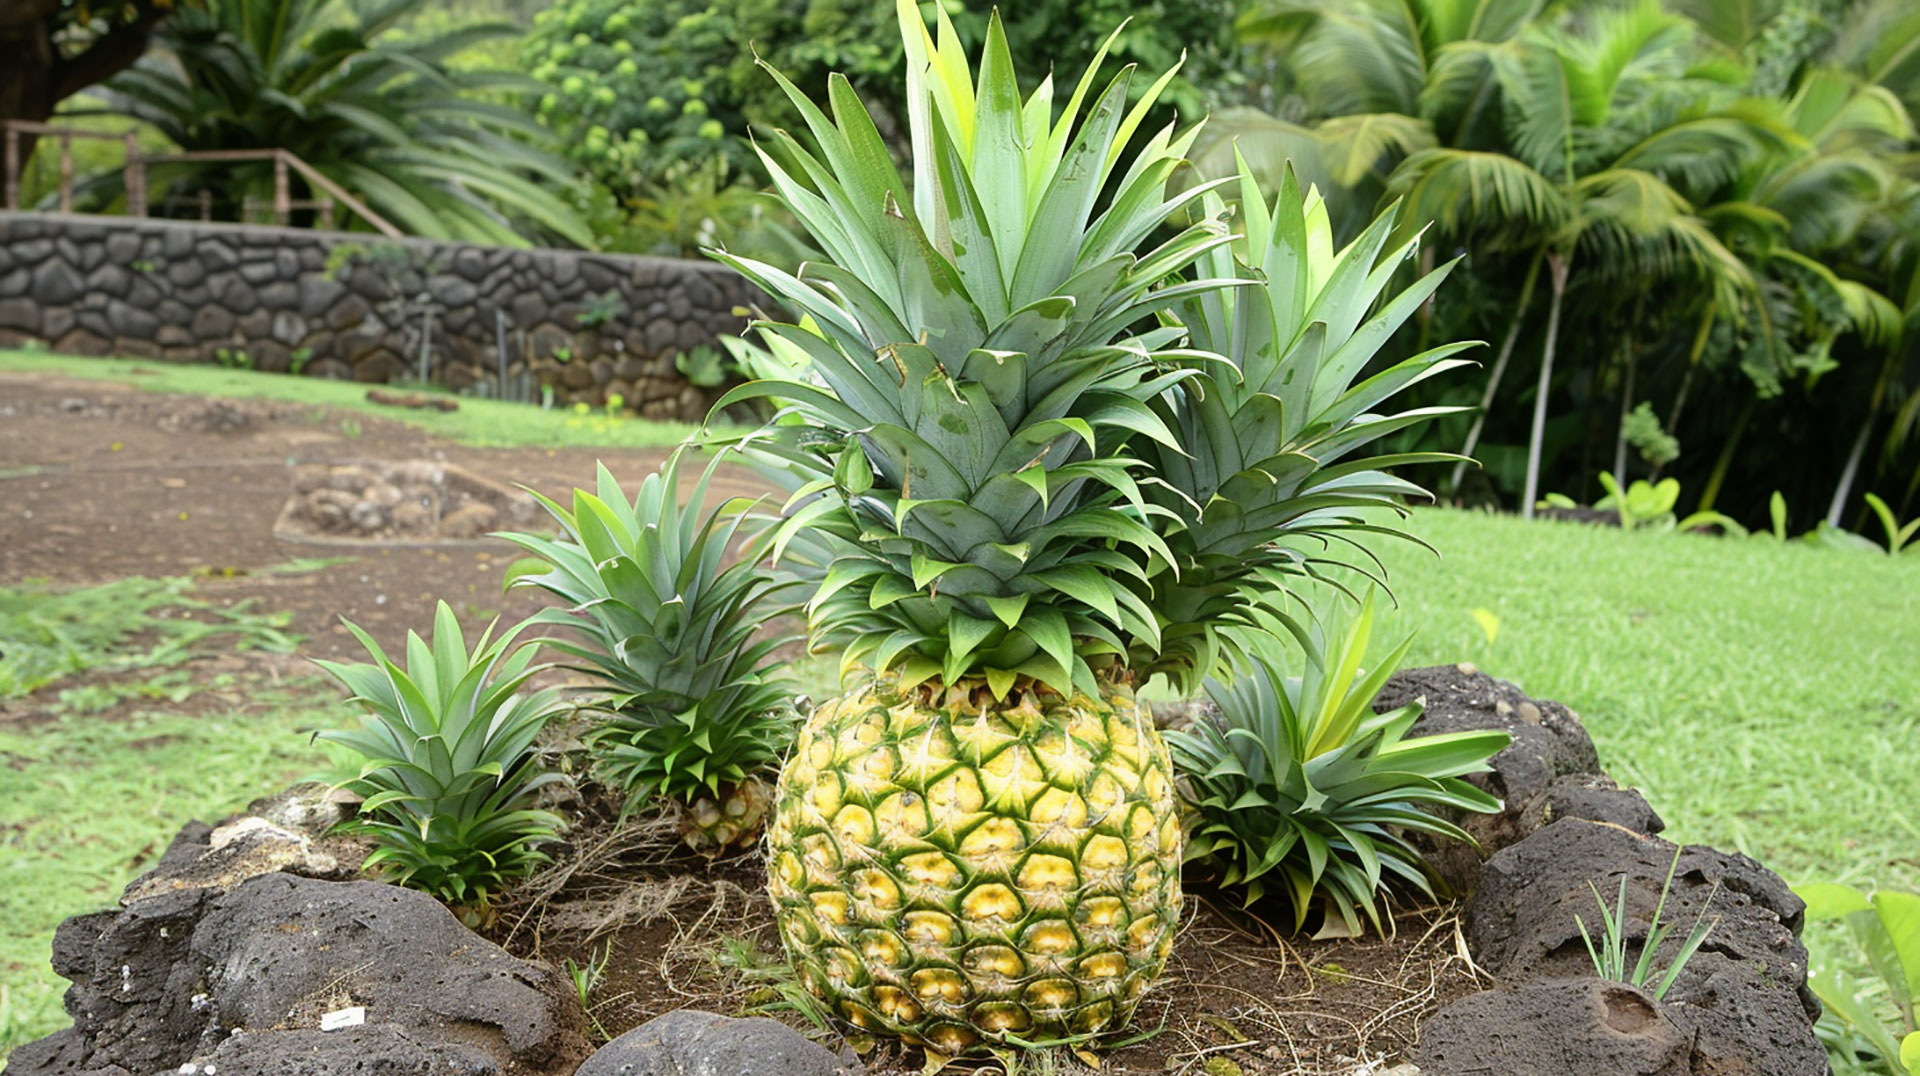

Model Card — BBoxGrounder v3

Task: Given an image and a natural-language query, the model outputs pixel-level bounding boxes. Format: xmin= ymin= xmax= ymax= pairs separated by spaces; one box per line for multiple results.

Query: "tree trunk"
xmin=1826 ymin=416 xmax=1874 ymax=528
xmin=1 ymin=2 xmax=174 ymax=168
xmin=1520 ymin=252 xmax=1569 ymax=521
xmin=1613 ymin=330 xmax=1638 ymax=490
xmin=1696 ymin=394 xmax=1755 ymax=514
xmin=1450 ymin=248 xmax=1545 ymax=495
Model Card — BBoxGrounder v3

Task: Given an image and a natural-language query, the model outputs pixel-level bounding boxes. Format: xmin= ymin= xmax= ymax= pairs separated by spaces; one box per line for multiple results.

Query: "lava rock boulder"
xmin=1415 ymin=978 xmax=1693 ymax=1075
xmin=577 ymin=1009 xmax=862 ymax=1076
xmin=1466 ymin=819 xmax=1823 ymax=1076
xmin=7 ymin=873 xmax=590 ymax=1076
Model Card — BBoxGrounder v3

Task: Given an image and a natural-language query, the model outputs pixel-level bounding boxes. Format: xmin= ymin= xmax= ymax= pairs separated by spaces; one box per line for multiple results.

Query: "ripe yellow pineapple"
xmin=766 ymin=678 xmax=1180 ymax=1052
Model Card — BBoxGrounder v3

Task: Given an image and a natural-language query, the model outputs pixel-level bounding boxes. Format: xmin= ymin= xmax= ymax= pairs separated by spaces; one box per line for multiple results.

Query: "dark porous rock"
xmin=202 ymin=1023 xmax=502 ymax=1075
xmin=15 ymin=873 xmax=591 ymax=1076
xmin=1521 ymin=773 xmax=1665 ymax=836
xmin=1467 ymin=819 xmax=1823 ymax=1076
xmin=0 ymin=1027 xmax=135 ymax=1076
xmin=578 ymin=1010 xmax=862 ymax=1076
xmin=1373 ymin=663 xmax=1602 ymax=892
xmin=1414 ymin=979 xmax=1690 ymax=1076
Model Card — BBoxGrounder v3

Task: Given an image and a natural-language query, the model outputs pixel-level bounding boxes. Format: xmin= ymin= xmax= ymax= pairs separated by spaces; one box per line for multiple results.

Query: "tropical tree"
xmin=96 ymin=0 xmax=589 ymax=246
xmin=1225 ymin=0 xmax=1771 ymax=515
xmin=0 ymin=0 xmax=193 ymax=144
xmin=1669 ymin=0 xmax=1918 ymax=521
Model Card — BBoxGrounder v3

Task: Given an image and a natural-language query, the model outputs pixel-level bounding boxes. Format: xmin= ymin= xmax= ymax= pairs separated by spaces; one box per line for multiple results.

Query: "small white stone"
xmin=320 ymin=1006 xmax=367 ymax=1031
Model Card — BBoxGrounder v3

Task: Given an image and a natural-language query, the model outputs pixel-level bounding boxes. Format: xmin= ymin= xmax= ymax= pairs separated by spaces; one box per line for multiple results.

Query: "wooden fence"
xmin=2 ymin=120 xmax=402 ymax=239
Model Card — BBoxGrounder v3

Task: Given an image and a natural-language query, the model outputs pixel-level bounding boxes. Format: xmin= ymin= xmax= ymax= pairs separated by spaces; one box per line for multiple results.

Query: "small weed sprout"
xmin=563 ymin=945 xmax=614 ymax=1040
xmin=1577 ymin=847 xmax=1720 ymax=1000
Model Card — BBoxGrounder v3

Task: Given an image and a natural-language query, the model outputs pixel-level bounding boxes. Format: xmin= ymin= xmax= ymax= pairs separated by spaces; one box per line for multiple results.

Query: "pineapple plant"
xmin=707 ymin=0 xmax=1475 ymax=1054
xmin=498 ymin=450 xmax=801 ymax=852
xmin=314 ymin=602 xmax=569 ymax=921
xmin=1168 ymin=593 xmax=1508 ymax=937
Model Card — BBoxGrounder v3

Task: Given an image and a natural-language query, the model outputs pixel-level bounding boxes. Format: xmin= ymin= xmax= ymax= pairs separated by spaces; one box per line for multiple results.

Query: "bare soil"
xmin=0 ymin=367 xmax=761 ymax=660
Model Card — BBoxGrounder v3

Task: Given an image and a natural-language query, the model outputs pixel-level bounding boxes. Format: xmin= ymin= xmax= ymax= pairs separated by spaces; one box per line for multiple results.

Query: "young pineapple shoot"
xmin=1167 ymin=593 xmax=1508 ymax=936
xmin=499 ymin=448 xmax=801 ymax=852
xmin=314 ymin=602 xmax=569 ymax=925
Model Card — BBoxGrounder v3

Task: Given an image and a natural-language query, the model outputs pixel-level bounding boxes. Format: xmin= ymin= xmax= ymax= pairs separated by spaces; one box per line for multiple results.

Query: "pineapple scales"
xmin=767 ymin=679 xmax=1181 ymax=1052
xmin=711 ymin=0 xmax=1468 ymax=1052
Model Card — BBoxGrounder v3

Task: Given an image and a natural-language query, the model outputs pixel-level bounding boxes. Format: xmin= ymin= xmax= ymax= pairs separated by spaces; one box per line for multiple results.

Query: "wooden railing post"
xmin=272 ymin=151 xmax=291 ymax=225
xmin=123 ymin=131 xmax=146 ymax=218
xmin=4 ymin=124 xmax=18 ymax=211
xmin=58 ymin=131 xmax=73 ymax=213
xmin=198 ymin=189 xmax=212 ymax=222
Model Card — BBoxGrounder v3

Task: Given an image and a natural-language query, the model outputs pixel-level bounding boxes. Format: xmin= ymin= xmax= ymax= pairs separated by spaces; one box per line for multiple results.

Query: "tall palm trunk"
xmin=1451 ymin=249 xmax=1545 ymax=495
xmin=1652 ymin=304 xmax=1715 ymax=481
xmin=1613 ymin=344 xmax=1636 ymax=489
xmin=1827 ymin=417 xmax=1874 ymax=527
xmin=1521 ymin=252 xmax=1570 ymax=521
xmin=1696 ymin=394 xmax=1756 ymax=514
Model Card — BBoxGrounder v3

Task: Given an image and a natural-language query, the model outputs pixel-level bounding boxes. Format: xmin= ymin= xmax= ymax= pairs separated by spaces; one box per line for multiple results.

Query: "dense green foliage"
xmin=520 ymin=0 xmax=1236 ymax=256
xmin=498 ymin=454 xmax=800 ymax=812
xmin=1797 ymin=881 xmax=1920 ymax=1075
xmin=314 ymin=604 xmax=569 ymax=910
xmin=96 ymin=0 xmax=588 ymax=245
xmin=1223 ymin=0 xmax=1920 ymax=532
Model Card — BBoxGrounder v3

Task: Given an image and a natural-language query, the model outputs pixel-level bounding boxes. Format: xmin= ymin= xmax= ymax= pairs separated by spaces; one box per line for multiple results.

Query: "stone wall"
xmin=0 ymin=213 xmax=760 ymax=421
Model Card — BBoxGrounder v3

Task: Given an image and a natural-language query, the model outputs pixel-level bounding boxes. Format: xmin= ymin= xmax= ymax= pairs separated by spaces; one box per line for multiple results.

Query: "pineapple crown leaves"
xmin=493 ymin=447 xmax=804 ymax=801
xmin=1165 ymin=592 xmax=1510 ymax=936
xmin=1123 ymin=154 xmax=1482 ymax=696
xmin=701 ymin=3 xmax=1249 ymax=699
xmin=311 ymin=602 xmax=569 ymax=904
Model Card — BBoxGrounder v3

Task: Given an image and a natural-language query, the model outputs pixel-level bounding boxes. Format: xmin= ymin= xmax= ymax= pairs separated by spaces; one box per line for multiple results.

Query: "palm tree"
xmin=1340 ymin=0 xmax=1767 ymax=515
xmin=96 ymin=0 xmax=589 ymax=246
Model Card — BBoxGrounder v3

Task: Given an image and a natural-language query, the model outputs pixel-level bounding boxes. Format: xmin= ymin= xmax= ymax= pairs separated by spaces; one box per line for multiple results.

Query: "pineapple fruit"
xmin=767 ymin=677 xmax=1181 ymax=1052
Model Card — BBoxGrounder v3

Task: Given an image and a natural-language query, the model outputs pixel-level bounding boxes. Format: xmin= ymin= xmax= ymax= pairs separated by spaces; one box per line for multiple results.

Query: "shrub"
xmin=1797 ymin=881 xmax=1920 ymax=1075
xmin=314 ymin=603 xmax=568 ymax=916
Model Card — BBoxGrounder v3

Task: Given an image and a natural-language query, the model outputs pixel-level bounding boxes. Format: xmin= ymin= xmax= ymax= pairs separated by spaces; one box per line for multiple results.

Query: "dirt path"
xmin=0 ymin=367 xmax=766 ymax=660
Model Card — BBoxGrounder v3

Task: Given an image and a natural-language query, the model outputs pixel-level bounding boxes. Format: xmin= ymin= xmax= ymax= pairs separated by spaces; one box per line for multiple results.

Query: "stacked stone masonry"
xmin=0 ymin=213 xmax=760 ymax=421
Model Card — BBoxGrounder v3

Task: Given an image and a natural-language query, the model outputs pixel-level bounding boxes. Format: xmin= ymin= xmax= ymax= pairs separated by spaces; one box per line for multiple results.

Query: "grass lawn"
xmin=0 ymin=350 xmax=708 ymax=450
xmin=0 ymin=577 xmax=334 ymax=1052
xmin=1374 ymin=508 xmax=1920 ymax=894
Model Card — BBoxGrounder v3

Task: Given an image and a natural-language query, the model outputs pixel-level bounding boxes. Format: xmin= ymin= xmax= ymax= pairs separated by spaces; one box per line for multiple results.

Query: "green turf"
xmin=0 ymin=350 xmax=707 ymax=450
xmin=1372 ymin=509 xmax=1920 ymax=894
xmin=0 ymin=575 xmax=332 ymax=1054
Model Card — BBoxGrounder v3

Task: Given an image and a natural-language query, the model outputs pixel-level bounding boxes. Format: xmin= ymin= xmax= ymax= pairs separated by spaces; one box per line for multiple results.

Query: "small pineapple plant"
xmin=1167 ymin=594 xmax=1508 ymax=936
xmin=314 ymin=602 xmax=568 ymax=923
xmin=704 ymin=0 xmax=1478 ymax=1054
xmin=499 ymin=450 xmax=800 ymax=852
